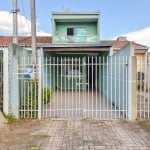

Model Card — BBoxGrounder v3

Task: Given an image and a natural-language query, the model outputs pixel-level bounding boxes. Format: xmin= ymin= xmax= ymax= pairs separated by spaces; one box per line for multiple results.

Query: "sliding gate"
xmin=19 ymin=56 xmax=129 ymax=120
xmin=41 ymin=56 xmax=129 ymax=119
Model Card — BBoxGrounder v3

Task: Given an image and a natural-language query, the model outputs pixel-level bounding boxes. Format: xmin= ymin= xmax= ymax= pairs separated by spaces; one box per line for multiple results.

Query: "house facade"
xmin=37 ymin=12 xmax=112 ymax=91
xmin=0 ymin=12 xmax=149 ymax=120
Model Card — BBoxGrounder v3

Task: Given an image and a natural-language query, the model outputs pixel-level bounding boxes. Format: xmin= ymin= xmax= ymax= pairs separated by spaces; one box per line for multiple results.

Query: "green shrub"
xmin=20 ymin=97 xmax=38 ymax=118
xmin=42 ymin=88 xmax=53 ymax=104
xmin=0 ymin=99 xmax=3 ymax=105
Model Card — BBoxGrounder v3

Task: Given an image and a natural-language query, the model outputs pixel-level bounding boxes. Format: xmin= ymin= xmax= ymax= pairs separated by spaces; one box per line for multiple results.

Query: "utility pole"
xmin=30 ymin=0 xmax=37 ymax=64
xmin=12 ymin=0 xmax=19 ymax=44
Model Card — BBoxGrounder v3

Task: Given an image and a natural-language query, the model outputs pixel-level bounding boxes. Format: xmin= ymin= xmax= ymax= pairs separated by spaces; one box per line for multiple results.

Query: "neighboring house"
xmin=0 ymin=36 xmax=52 ymax=49
xmin=101 ymin=36 xmax=148 ymax=72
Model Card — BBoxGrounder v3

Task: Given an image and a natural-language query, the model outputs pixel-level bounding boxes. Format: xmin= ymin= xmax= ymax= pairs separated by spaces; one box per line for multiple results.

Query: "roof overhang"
xmin=38 ymin=43 xmax=112 ymax=52
xmin=135 ymin=49 xmax=147 ymax=54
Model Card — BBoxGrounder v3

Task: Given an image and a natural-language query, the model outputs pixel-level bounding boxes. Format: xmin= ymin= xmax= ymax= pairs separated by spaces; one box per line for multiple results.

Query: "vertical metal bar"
xmin=81 ymin=57 xmax=83 ymax=118
xmin=83 ymin=57 xmax=86 ymax=118
xmin=125 ymin=56 xmax=128 ymax=119
xmin=67 ymin=57 xmax=70 ymax=117
xmin=144 ymin=56 xmax=146 ymax=119
xmin=17 ymin=58 xmax=20 ymax=117
xmin=114 ymin=56 xmax=117 ymax=118
xmin=30 ymin=57 xmax=32 ymax=118
xmin=23 ymin=81 xmax=25 ymax=118
xmin=79 ymin=57 xmax=81 ymax=118
xmin=118 ymin=56 xmax=121 ymax=118
xmin=27 ymin=81 xmax=29 ymax=118
xmin=53 ymin=57 xmax=56 ymax=117
xmin=23 ymin=57 xmax=26 ymax=118
xmin=95 ymin=56 xmax=98 ymax=119
xmin=31 ymin=80 xmax=33 ymax=118
xmin=72 ymin=57 xmax=74 ymax=117
xmin=102 ymin=57 xmax=105 ymax=119
xmin=106 ymin=56 xmax=109 ymax=119
xmin=41 ymin=57 xmax=44 ymax=119
xmin=122 ymin=56 xmax=125 ymax=119
xmin=139 ymin=57 xmax=142 ymax=119
xmin=148 ymin=55 xmax=150 ymax=119
xmin=88 ymin=56 xmax=90 ymax=118
xmin=110 ymin=56 xmax=113 ymax=119
xmin=34 ymin=81 xmax=37 ymax=119
xmin=92 ymin=56 xmax=93 ymax=118
xmin=38 ymin=57 xmax=42 ymax=119
xmin=75 ymin=57 xmax=77 ymax=117
xmin=56 ymin=57 xmax=59 ymax=117
xmin=49 ymin=57 xmax=52 ymax=118
xmin=35 ymin=77 xmax=37 ymax=118
xmin=64 ymin=57 xmax=66 ymax=117
xmin=41 ymin=58 xmax=43 ymax=118
xmin=61 ymin=57 xmax=63 ymax=117
xmin=85 ymin=57 xmax=86 ymax=118
xmin=45 ymin=57 xmax=47 ymax=118
xmin=99 ymin=57 xmax=101 ymax=119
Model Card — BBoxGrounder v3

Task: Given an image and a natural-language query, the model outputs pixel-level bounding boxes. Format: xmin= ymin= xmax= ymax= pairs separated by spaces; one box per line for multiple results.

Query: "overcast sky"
xmin=0 ymin=0 xmax=150 ymax=48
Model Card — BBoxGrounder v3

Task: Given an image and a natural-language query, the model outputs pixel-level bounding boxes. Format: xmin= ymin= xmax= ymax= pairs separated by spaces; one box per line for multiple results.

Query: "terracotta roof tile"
xmin=0 ymin=36 xmax=52 ymax=47
xmin=100 ymin=40 xmax=148 ymax=50
xmin=0 ymin=36 xmax=148 ymax=50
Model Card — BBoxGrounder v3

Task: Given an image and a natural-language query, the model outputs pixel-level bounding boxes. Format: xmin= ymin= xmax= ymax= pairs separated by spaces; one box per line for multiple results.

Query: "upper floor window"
xmin=67 ymin=27 xmax=86 ymax=36
xmin=67 ymin=28 xmax=74 ymax=36
xmin=67 ymin=27 xmax=86 ymax=42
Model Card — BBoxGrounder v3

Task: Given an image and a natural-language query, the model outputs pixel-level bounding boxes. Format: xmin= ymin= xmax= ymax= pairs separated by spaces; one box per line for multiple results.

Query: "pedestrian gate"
xmin=18 ymin=56 xmax=129 ymax=120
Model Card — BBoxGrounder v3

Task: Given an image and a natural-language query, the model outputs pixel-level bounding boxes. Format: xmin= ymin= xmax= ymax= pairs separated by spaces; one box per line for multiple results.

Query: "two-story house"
xmin=0 ymin=12 xmax=148 ymax=92
xmin=38 ymin=12 xmax=112 ymax=91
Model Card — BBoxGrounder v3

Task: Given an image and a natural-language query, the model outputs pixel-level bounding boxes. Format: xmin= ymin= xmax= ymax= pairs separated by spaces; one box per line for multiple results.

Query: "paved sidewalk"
xmin=0 ymin=119 xmax=150 ymax=150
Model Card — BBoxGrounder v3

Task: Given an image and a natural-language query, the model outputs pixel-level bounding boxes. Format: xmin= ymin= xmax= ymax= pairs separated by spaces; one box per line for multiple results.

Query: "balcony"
xmin=53 ymin=35 xmax=99 ymax=43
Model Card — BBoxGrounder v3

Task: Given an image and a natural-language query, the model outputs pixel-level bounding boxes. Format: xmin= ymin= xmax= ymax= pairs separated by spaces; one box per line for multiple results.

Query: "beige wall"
xmin=135 ymin=53 xmax=146 ymax=73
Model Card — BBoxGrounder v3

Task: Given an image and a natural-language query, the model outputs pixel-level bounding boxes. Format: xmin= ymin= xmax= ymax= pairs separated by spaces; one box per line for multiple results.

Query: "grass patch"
xmin=29 ymin=143 xmax=39 ymax=150
xmin=36 ymin=134 xmax=50 ymax=139
xmin=2 ymin=112 xmax=16 ymax=124
xmin=139 ymin=121 xmax=150 ymax=127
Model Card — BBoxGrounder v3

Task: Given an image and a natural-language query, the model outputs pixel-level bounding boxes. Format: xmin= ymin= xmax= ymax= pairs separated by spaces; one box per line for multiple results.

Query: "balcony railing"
xmin=53 ymin=35 xmax=99 ymax=43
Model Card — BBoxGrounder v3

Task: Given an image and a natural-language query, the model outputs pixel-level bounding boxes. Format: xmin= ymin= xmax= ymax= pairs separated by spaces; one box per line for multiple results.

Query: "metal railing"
xmin=53 ymin=35 xmax=98 ymax=43
xmin=0 ymin=51 xmax=3 ymax=111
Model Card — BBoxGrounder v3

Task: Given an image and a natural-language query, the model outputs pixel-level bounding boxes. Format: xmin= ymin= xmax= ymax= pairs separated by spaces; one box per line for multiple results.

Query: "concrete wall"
xmin=101 ymin=43 xmax=135 ymax=119
xmin=7 ymin=44 xmax=31 ymax=118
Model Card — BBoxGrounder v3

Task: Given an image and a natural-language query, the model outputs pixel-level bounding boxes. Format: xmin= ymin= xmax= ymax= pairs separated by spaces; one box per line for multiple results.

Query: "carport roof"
xmin=39 ymin=43 xmax=112 ymax=52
